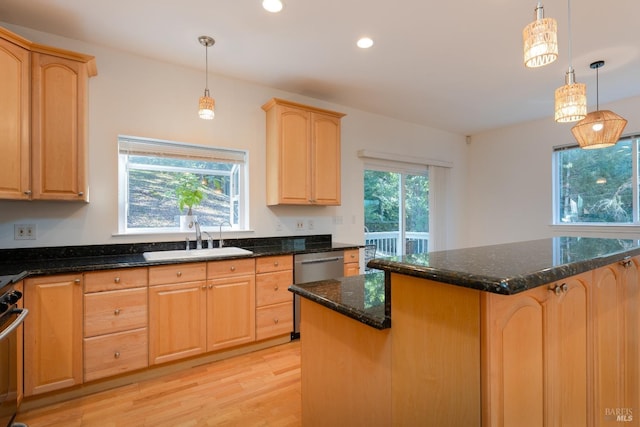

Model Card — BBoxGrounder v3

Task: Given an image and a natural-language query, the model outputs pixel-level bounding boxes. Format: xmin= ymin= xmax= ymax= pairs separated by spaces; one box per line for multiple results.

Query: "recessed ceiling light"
xmin=357 ymin=37 xmax=374 ymax=49
xmin=262 ymin=0 xmax=283 ymax=13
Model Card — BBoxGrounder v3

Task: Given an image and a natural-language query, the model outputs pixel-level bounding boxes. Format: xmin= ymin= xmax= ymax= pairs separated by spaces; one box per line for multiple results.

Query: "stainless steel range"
xmin=0 ymin=275 xmax=28 ymax=427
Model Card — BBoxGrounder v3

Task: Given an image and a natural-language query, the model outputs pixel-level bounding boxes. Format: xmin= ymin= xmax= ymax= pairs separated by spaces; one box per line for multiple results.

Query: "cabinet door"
xmin=278 ymin=106 xmax=311 ymax=204
xmin=24 ymin=274 xmax=83 ymax=396
xmin=31 ymin=52 xmax=88 ymax=201
xmin=148 ymin=281 xmax=207 ymax=365
xmin=483 ymin=287 xmax=548 ymax=427
xmin=0 ymin=37 xmax=30 ymax=199
xmin=206 ymin=274 xmax=256 ymax=351
xmin=311 ymin=112 xmax=341 ymax=205
xmin=622 ymin=257 xmax=640 ymax=421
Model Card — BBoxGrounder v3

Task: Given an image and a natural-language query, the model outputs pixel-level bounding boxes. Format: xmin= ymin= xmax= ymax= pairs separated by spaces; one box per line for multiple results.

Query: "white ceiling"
xmin=1 ymin=0 xmax=639 ymax=135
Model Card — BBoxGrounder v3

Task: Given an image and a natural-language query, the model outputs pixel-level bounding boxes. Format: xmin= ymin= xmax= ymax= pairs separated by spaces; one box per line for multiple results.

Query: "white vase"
xmin=179 ymin=215 xmax=197 ymax=231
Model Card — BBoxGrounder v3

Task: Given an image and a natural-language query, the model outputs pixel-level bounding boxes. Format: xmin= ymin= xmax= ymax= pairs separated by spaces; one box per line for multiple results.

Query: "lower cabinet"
xmin=206 ymin=258 xmax=256 ymax=351
xmin=255 ymin=255 xmax=293 ymax=340
xmin=343 ymin=249 xmax=360 ymax=276
xmin=83 ymin=268 xmax=148 ymax=382
xmin=148 ymin=263 xmax=207 ymax=365
xmin=482 ymin=273 xmax=589 ymax=426
xmin=24 ymin=273 xmax=84 ymax=396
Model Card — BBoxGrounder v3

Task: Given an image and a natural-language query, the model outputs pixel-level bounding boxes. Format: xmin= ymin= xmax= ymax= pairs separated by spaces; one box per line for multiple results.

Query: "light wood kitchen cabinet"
xmin=343 ymin=249 xmax=360 ymax=276
xmin=262 ymin=98 xmax=345 ymax=206
xmin=481 ymin=273 xmax=589 ymax=426
xmin=0 ymin=26 xmax=97 ymax=201
xmin=148 ymin=263 xmax=207 ymax=365
xmin=24 ymin=273 xmax=84 ymax=396
xmin=206 ymin=259 xmax=256 ymax=351
xmin=255 ymin=255 xmax=293 ymax=340
xmin=83 ymin=268 xmax=148 ymax=382
xmin=0 ymin=31 xmax=30 ymax=200
xmin=591 ymin=258 xmax=640 ymax=425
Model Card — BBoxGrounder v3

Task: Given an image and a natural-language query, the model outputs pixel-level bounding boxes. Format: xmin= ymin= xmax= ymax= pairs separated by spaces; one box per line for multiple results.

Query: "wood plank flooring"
xmin=17 ymin=340 xmax=301 ymax=427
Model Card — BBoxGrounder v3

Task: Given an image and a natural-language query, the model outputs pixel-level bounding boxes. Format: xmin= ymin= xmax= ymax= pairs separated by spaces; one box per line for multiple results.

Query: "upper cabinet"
xmin=0 ymin=26 xmax=97 ymax=201
xmin=262 ymin=98 xmax=345 ymax=206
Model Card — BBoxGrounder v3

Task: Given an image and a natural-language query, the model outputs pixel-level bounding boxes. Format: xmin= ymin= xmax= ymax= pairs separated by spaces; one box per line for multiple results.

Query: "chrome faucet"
xmin=218 ymin=221 xmax=232 ymax=248
xmin=191 ymin=219 xmax=203 ymax=249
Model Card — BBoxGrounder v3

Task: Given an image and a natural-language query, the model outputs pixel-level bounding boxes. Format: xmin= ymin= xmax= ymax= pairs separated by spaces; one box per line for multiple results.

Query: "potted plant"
xmin=175 ymin=174 xmax=206 ymax=230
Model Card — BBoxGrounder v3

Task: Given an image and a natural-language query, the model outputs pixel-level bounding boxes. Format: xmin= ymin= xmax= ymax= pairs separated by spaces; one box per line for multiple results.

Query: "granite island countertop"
xmin=368 ymin=236 xmax=640 ymax=295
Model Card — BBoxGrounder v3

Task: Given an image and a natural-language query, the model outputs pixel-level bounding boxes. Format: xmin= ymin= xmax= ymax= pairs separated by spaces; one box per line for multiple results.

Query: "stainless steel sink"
xmin=143 ymin=247 xmax=253 ymax=261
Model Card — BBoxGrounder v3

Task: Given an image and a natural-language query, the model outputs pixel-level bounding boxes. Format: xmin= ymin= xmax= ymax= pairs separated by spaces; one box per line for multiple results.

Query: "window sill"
xmin=550 ymin=223 xmax=640 ymax=237
xmin=112 ymin=229 xmax=255 ymax=238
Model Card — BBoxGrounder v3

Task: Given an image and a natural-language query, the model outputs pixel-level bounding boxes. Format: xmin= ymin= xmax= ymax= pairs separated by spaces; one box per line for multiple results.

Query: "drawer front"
xmin=84 ymin=328 xmax=148 ymax=382
xmin=256 ymin=270 xmax=293 ymax=307
xmin=344 ymin=249 xmax=359 ymax=264
xmin=256 ymin=301 xmax=293 ymax=341
xmin=84 ymin=288 xmax=148 ymax=337
xmin=149 ymin=262 xmax=206 ymax=286
xmin=207 ymin=258 xmax=255 ymax=279
xmin=256 ymin=255 xmax=293 ymax=274
xmin=84 ymin=267 xmax=148 ymax=293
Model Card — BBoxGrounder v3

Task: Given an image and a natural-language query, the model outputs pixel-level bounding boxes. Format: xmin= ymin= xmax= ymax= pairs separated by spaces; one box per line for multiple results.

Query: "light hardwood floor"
xmin=17 ymin=341 xmax=301 ymax=427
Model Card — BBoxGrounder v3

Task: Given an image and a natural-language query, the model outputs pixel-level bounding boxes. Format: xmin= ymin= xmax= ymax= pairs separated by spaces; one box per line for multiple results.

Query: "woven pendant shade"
xmin=554 ymin=71 xmax=586 ymax=122
xmin=571 ymin=110 xmax=628 ymax=150
xmin=199 ymin=90 xmax=215 ymax=120
xmin=523 ymin=3 xmax=558 ymax=68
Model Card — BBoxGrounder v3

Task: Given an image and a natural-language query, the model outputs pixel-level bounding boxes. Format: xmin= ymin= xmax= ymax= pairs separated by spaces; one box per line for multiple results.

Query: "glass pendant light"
xmin=571 ymin=61 xmax=628 ymax=149
xmin=523 ymin=2 xmax=558 ymax=68
xmin=198 ymin=36 xmax=215 ymax=120
xmin=554 ymin=0 xmax=586 ymax=122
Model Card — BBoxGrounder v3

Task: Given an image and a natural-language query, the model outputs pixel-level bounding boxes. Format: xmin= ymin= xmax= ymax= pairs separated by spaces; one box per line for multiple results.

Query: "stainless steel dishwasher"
xmin=293 ymin=250 xmax=345 ymax=338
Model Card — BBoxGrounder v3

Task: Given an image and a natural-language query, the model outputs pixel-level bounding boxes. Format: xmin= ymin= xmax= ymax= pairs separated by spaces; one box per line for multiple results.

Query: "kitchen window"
xmin=117 ymin=135 xmax=249 ymax=234
xmin=553 ymin=135 xmax=640 ymax=225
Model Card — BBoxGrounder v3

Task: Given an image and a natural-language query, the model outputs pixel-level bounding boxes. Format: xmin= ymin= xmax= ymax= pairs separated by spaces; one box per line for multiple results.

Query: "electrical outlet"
xmin=14 ymin=224 xmax=36 ymax=240
xmin=296 ymin=220 xmax=305 ymax=230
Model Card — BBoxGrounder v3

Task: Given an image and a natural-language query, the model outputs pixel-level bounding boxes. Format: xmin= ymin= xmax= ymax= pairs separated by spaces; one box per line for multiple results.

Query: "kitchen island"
xmin=289 ymin=237 xmax=640 ymax=426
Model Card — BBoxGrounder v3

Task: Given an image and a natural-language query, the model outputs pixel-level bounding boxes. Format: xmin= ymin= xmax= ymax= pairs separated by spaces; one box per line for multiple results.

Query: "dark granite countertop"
xmin=289 ymin=271 xmax=390 ymax=330
xmin=368 ymin=236 xmax=640 ymax=295
xmin=0 ymin=235 xmax=360 ymax=278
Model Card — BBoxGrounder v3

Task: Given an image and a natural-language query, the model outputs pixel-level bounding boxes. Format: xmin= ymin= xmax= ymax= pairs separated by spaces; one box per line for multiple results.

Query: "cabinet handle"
xmin=114 ymin=277 xmax=120 ymax=284
xmin=114 ymin=308 xmax=121 ymax=316
xmin=177 ymin=271 xmax=182 ymax=277
xmin=114 ymin=351 xmax=121 ymax=359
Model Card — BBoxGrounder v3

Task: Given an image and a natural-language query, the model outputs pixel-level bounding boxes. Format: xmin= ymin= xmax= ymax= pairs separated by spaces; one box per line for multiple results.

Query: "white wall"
xmin=0 ymin=23 xmax=469 ymax=250
xmin=465 ymin=95 xmax=640 ymax=247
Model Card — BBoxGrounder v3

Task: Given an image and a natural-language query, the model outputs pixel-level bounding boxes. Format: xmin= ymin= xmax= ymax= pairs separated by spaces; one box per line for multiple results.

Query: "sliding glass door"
xmin=364 ymin=169 xmax=429 ymax=256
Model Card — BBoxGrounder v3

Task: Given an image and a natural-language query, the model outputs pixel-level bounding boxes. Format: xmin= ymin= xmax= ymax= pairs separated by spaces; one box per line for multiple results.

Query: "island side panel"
xmin=391 ymin=273 xmax=481 ymax=426
xmin=300 ymin=299 xmax=391 ymax=426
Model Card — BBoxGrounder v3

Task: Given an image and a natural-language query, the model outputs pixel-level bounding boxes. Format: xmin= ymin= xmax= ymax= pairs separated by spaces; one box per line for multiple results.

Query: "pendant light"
xmin=198 ymin=36 xmax=215 ymax=120
xmin=523 ymin=2 xmax=558 ymax=68
xmin=571 ymin=61 xmax=628 ymax=149
xmin=554 ymin=0 xmax=586 ymax=122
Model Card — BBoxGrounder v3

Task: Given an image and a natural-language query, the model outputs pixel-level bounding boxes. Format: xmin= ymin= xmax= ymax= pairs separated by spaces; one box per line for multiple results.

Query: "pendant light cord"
xmin=595 ymin=65 xmax=599 ymax=110
xmin=567 ymin=0 xmax=573 ymax=71
xmin=205 ymin=46 xmax=209 ymax=91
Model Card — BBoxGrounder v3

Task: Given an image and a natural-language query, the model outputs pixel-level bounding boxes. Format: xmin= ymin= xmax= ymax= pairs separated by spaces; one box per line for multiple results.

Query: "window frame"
xmin=551 ymin=134 xmax=640 ymax=230
xmin=117 ymin=135 xmax=250 ymax=235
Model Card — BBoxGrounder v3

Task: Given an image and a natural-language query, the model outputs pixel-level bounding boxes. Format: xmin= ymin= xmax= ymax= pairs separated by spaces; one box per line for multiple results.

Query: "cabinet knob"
xmin=549 ymin=283 xmax=567 ymax=296
xmin=78 ymin=192 xmax=84 ymax=196
xmin=351 ymin=254 xmax=356 ymax=259
xmin=177 ymin=271 xmax=182 ymax=277
xmin=74 ymin=278 xmax=81 ymax=284
xmin=202 ymin=285 xmax=207 ymax=290
xmin=274 ymin=261 xmax=279 ymax=267
xmin=208 ymin=284 xmax=213 ymax=289
xmin=273 ymin=318 xmax=279 ymax=324
xmin=114 ymin=277 xmax=120 ymax=284
xmin=24 ymin=190 xmax=32 ymax=195
xmin=230 ymin=266 xmax=236 ymax=271
xmin=114 ymin=351 xmax=121 ymax=359
xmin=274 ymin=285 xmax=279 ymax=291
xmin=114 ymin=308 xmax=121 ymax=316
xmin=621 ymin=258 xmax=633 ymax=268
xmin=561 ymin=283 xmax=568 ymax=293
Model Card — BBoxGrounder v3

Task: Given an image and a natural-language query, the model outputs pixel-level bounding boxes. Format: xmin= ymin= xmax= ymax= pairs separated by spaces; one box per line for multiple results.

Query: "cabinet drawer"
xmin=256 ymin=255 xmax=293 ymax=274
xmin=344 ymin=249 xmax=359 ymax=264
xmin=256 ymin=301 xmax=293 ymax=341
xmin=84 ymin=288 xmax=148 ymax=337
xmin=84 ymin=267 xmax=148 ymax=293
xmin=256 ymin=270 xmax=293 ymax=307
xmin=149 ymin=263 xmax=206 ymax=286
xmin=207 ymin=258 xmax=255 ymax=279
xmin=84 ymin=328 xmax=148 ymax=382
